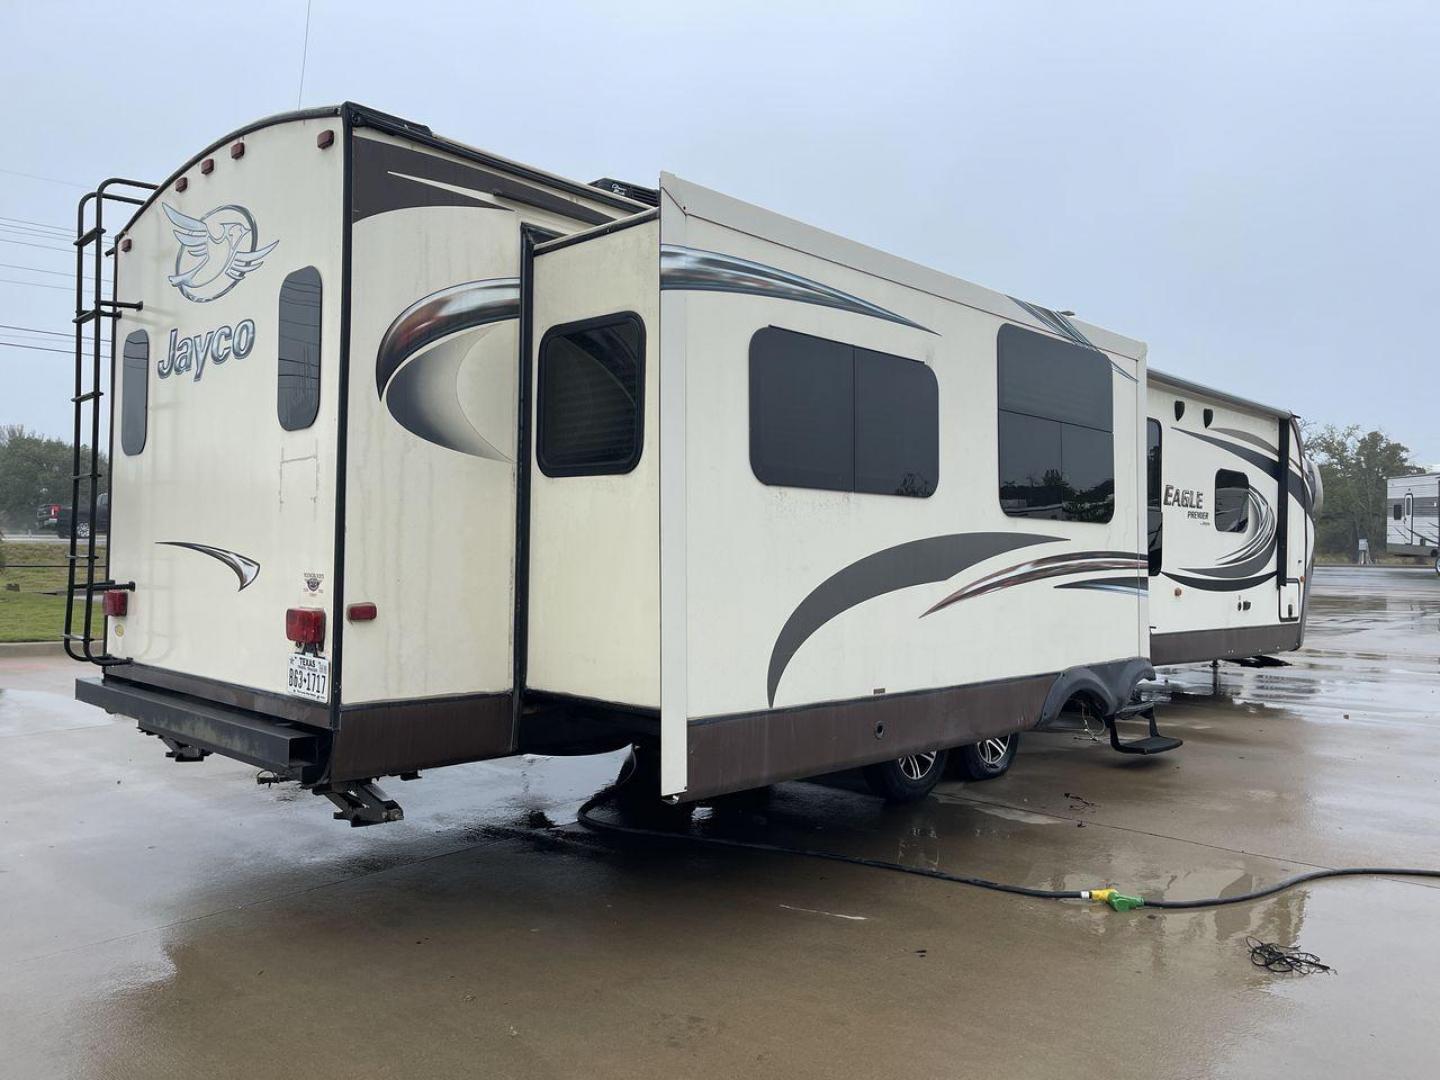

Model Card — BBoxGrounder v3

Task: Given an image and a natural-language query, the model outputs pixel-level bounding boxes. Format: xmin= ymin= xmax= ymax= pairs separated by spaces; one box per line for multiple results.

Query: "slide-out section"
xmin=527 ymin=215 xmax=661 ymax=717
xmin=659 ymin=175 xmax=1146 ymax=800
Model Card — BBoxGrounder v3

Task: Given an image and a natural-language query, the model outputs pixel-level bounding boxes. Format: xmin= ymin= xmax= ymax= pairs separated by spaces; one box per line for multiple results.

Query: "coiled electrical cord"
xmin=575 ymin=791 xmax=1440 ymax=911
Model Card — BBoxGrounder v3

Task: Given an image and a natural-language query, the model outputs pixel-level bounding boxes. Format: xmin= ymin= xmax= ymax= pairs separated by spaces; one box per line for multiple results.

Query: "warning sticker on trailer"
xmin=288 ymin=653 xmax=330 ymax=702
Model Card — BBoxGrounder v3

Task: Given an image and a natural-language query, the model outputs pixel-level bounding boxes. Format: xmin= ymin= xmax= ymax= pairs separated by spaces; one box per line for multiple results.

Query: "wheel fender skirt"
xmin=1036 ymin=657 xmax=1154 ymax=728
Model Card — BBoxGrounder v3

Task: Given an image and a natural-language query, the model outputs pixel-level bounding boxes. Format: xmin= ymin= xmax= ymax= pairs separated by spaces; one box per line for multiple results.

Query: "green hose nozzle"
xmin=1084 ymin=888 xmax=1146 ymax=912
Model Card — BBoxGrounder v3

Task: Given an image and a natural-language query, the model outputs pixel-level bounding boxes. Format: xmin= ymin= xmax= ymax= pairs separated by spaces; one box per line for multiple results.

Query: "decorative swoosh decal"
xmin=158 ymin=541 xmax=260 ymax=591
xmin=661 ymin=245 xmax=933 ymax=333
xmin=1055 ymin=576 xmax=1149 ymax=594
xmin=375 ymin=278 xmax=520 ymax=460
xmin=1176 ymin=428 xmax=1312 ymax=515
xmin=923 ymin=551 xmax=1147 ymax=614
xmin=766 ymin=532 xmax=1061 ymax=706
xmin=1163 ymin=571 xmax=1275 ymax=592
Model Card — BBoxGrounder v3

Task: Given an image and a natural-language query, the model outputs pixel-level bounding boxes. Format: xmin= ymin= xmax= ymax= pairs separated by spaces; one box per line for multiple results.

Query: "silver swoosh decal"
xmin=661 ymin=245 xmax=933 ymax=333
xmin=375 ymin=278 xmax=520 ymax=460
xmin=922 ymin=551 xmax=1147 ymax=614
xmin=158 ymin=542 xmax=260 ymax=591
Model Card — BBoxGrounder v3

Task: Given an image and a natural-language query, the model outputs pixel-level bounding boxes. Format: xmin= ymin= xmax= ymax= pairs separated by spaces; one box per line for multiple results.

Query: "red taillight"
xmin=103 ymin=590 xmax=128 ymax=617
xmin=286 ymin=607 xmax=326 ymax=646
xmin=347 ymin=602 xmax=377 ymax=622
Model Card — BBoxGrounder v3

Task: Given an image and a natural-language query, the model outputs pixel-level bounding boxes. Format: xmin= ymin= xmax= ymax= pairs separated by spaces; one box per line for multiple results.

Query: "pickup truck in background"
xmin=56 ymin=493 xmax=109 ymax=540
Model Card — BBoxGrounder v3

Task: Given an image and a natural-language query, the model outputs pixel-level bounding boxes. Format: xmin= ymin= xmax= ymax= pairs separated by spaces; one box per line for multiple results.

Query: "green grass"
xmin=0 ymin=541 xmax=106 ymax=643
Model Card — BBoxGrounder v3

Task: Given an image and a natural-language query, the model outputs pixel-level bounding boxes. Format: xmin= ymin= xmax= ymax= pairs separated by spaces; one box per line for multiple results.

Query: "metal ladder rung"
xmin=72 ymin=390 xmax=103 ymax=404
xmin=75 ymin=225 xmax=104 ymax=247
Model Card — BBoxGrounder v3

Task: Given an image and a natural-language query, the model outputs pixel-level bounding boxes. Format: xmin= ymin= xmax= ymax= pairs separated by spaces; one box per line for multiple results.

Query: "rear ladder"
xmin=64 ymin=179 xmax=155 ymax=666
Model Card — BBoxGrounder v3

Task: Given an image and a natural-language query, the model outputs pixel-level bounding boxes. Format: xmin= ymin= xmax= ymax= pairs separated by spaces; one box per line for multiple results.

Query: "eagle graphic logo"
xmin=162 ymin=203 xmax=278 ymax=303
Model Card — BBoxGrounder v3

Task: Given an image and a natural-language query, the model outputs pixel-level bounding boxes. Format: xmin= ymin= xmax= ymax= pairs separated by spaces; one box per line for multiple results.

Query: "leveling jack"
xmin=313 ymin=780 xmax=404 ymax=827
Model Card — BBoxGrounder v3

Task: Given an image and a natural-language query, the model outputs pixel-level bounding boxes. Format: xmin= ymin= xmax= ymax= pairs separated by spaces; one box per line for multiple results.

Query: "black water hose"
xmin=574 ymin=791 xmax=1440 ymax=912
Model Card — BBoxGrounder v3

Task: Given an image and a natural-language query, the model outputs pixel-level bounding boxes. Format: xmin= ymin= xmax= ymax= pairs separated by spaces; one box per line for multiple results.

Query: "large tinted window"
xmin=1146 ymin=419 xmax=1162 ymax=574
xmin=537 ymin=313 xmax=645 ymax=476
xmin=277 ymin=266 xmax=322 ymax=431
xmin=1215 ymin=468 xmax=1250 ymax=533
xmin=120 ymin=330 xmax=148 ymax=456
xmin=749 ymin=327 xmax=937 ymax=498
xmin=997 ymin=324 xmax=1114 ymax=522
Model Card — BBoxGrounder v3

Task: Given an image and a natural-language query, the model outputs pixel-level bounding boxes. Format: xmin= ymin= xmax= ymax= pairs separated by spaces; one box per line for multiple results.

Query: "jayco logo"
xmin=162 ymin=203 xmax=277 ymax=304
xmin=159 ymin=321 xmax=255 ymax=382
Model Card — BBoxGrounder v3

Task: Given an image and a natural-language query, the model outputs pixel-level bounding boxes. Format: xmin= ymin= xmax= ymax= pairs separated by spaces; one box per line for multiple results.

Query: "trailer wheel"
xmin=863 ymin=749 xmax=950 ymax=804
xmin=953 ymin=734 xmax=1019 ymax=781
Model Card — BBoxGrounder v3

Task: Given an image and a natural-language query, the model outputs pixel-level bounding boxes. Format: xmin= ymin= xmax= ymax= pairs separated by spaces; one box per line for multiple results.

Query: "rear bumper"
xmin=76 ymin=676 xmax=328 ymax=782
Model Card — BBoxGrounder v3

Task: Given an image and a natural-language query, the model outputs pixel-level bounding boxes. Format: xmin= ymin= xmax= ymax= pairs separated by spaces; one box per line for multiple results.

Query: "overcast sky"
xmin=3 ymin=0 xmax=1436 ymax=463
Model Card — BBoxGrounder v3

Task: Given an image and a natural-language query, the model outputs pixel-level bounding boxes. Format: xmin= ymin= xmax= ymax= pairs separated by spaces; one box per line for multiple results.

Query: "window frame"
xmin=1214 ymin=467 xmax=1251 ymax=534
xmin=995 ymin=323 xmax=1116 ymax=524
xmin=747 ymin=325 xmax=939 ymax=499
xmin=277 ymin=266 xmax=323 ymax=432
xmin=120 ymin=329 xmax=149 ymax=456
xmin=536 ymin=310 xmax=647 ymax=479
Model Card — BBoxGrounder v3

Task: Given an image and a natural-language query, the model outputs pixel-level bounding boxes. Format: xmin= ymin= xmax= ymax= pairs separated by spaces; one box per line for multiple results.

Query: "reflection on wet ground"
xmin=2 ymin=566 xmax=1439 ymax=1079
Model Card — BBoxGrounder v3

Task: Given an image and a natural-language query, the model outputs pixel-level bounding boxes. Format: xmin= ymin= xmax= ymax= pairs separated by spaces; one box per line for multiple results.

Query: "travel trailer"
xmin=1144 ymin=372 xmax=1320 ymax=665
xmin=1386 ymin=473 xmax=1439 ymax=572
xmin=66 ymin=104 xmax=1315 ymax=822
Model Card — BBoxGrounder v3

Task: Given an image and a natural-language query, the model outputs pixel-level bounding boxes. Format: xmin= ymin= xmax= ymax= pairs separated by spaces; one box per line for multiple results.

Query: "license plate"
xmin=287 ymin=653 xmax=330 ymax=702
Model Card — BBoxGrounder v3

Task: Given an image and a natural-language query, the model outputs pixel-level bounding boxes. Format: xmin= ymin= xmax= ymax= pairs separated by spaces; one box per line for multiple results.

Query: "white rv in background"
xmin=1387 ymin=473 xmax=1439 ymax=572
xmin=67 ymin=104 xmax=1317 ymax=822
xmin=1145 ymin=372 xmax=1319 ymax=665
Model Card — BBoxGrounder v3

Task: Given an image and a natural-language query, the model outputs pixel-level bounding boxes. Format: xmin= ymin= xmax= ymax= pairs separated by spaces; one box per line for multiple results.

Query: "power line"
xmin=0 ymin=339 xmax=74 ymax=356
xmin=0 ymin=323 xmax=106 ymax=339
xmin=0 ymin=214 xmax=69 ymax=234
xmin=0 ymin=235 xmax=75 ymax=255
xmin=0 ymin=328 xmax=111 ymax=351
xmin=0 ymin=276 xmax=72 ymax=292
xmin=297 ymin=0 xmax=314 ymax=107
xmin=0 ymin=166 xmax=91 ymax=190
xmin=0 ymin=221 xmax=73 ymax=242
xmin=0 ymin=261 xmax=105 ymax=281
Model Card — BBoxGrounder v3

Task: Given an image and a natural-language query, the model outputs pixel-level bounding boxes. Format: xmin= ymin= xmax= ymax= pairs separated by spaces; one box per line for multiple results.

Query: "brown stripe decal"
xmin=766 ymin=532 xmax=1062 ymax=706
xmin=922 ymin=551 xmax=1146 ymax=615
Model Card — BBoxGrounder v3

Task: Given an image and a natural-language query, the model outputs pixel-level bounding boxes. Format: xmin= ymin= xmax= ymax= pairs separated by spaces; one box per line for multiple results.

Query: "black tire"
xmin=953 ymin=733 xmax=1019 ymax=781
xmin=862 ymin=748 xmax=950 ymax=804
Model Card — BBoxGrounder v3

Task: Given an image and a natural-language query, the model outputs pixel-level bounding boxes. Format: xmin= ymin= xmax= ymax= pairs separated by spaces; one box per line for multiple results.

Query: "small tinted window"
xmin=1393 ymin=502 xmax=1403 ymax=521
xmin=278 ymin=267 xmax=322 ymax=431
xmin=1146 ymin=419 xmax=1162 ymax=575
xmin=120 ymin=330 xmax=148 ymax=455
xmin=997 ymin=324 xmax=1114 ymax=522
xmin=749 ymin=327 xmax=937 ymax=498
xmin=1215 ymin=469 xmax=1250 ymax=533
xmin=538 ymin=313 xmax=645 ymax=476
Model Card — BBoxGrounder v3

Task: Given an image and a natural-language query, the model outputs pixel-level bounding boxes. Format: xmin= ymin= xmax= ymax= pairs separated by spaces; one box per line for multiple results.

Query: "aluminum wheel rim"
xmin=898 ymin=751 xmax=938 ymax=781
xmin=977 ymin=736 xmax=1011 ymax=767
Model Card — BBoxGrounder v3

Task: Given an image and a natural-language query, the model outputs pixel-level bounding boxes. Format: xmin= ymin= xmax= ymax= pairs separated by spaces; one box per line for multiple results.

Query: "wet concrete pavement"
xmin=2 ymin=566 xmax=1438 ymax=1079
